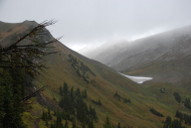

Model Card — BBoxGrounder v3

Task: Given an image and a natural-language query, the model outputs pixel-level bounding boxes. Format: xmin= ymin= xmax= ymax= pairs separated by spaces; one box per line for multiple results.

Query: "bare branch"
xmin=0 ymin=20 xmax=56 ymax=53
xmin=21 ymin=86 xmax=46 ymax=102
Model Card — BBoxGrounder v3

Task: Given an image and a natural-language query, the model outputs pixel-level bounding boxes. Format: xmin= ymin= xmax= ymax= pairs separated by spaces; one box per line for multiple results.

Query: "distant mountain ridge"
xmin=86 ymin=25 xmax=191 ymax=87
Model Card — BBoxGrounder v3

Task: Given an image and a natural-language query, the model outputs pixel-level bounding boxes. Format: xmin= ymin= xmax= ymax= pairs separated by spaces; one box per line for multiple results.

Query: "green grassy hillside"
xmin=125 ymin=49 xmax=191 ymax=89
xmin=1 ymin=21 xmax=191 ymax=128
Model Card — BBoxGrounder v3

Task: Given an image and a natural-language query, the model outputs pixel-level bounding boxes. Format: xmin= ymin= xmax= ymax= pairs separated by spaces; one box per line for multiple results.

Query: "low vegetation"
xmin=163 ymin=116 xmax=186 ymax=128
xmin=173 ymin=91 xmax=191 ymax=110
xmin=113 ymin=92 xmax=131 ymax=104
xmin=173 ymin=92 xmax=182 ymax=103
xmin=68 ymin=54 xmax=96 ymax=83
xmin=175 ymin=110 xmax=191 ymax=125
xmin=160 ymin=88 xmax=166 ymax=93
xmin=149 ymin=108 xmax=164 ymax=117
xmin=184 ymin=98 xmax=191 ymax=109
xmin=91 ymin=99 xmax=102 ymax=106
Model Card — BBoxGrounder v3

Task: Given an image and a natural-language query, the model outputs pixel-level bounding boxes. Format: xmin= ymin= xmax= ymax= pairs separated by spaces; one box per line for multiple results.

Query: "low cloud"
xmin=0 ymin=0 xmax=191 ymax=52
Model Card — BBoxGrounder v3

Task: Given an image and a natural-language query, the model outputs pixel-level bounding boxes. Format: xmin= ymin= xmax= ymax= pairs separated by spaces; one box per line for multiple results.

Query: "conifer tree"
xmin=82 ymin=89 xmax=87 ymax=98
xmin=72 ymin=119 xmax=77 ymax=128
xmin=117 ymin=122 xmax=121 ymax=128
xmin=64 ymin=120 xmax=69 ymax=128
xmin=63 ymin=82 xmax=69 ymax=95
xmin=87 ymin=120 xmax=95 ymax=128
xmin=0 ymin=21 xmax=56 ymax=128
xmin=103 ymin=117 xmax=113 ymax=128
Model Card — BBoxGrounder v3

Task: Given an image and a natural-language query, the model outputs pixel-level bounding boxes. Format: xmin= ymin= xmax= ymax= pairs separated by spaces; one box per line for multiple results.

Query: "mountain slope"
xmin=1 ymin=21 xmax=191 ymax=128
xmin=86 ymin=26 xmax=191 ymax=87
xmin=120 ymin=26 xmax=191 ymax=88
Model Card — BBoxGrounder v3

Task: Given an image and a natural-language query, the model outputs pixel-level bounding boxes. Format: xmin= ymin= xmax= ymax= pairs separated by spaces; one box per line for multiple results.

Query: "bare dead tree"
xmin=21 ymin=86 xmax=46 ymax=102
xmin=0 ymin=20 xmax=58 ymax=102
xmin=0 ymin=20 xmax=58 ymax=76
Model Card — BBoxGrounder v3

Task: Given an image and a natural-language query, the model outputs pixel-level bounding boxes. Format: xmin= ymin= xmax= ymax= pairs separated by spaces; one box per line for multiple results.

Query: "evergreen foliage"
xmin=0 ymin=21 xmax=56 ymax=128
xmin=175 ymin=110 xmax=191 ymax=125
xmin=160 ymin=88 xmax=166 ymax=93
xmin=91 ymin=99 xmax=102 ymax=106
xmin=173 ymin=92 xmax=182 ymax=103
xmin=64 ymin=120 xmax=69 ymax=128
xmin=113 ymin=92 xmax=131 ymax=104
xmin=103 ymin=117 xmax=114 ymax=128
xmin=42 ymin=108 xmax=52 ymax=123
xmin=50 ymin=112 xmax=64 ymax=128
xmin=59 ymin=83 xmax=97 ymax=128
xmin=184 ymin=98 xmax=191 ymax=109
xmin=68 ymin=54 xmax=96 ymax=83
xmin=163 ymin=116 xmax=186 ymax=128
xmin=149 ymin=108 xmax=164 ymax=117
xmin=116 ymin=122 xmax=121 ymax=128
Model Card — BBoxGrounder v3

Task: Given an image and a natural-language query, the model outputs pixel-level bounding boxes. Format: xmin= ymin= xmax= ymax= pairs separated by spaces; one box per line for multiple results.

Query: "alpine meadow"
xmin=1 ymin=0 xmax=191 ymax=128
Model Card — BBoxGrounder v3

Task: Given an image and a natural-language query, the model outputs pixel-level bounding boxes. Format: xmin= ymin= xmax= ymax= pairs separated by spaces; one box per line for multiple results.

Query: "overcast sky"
xmin=0 ymin=0 xmax=191 ymax=52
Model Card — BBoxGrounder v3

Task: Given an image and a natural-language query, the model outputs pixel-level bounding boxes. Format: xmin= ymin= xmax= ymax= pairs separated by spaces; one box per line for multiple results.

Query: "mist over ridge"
xmin=1 ymin=0 xmax=191 ymax=51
